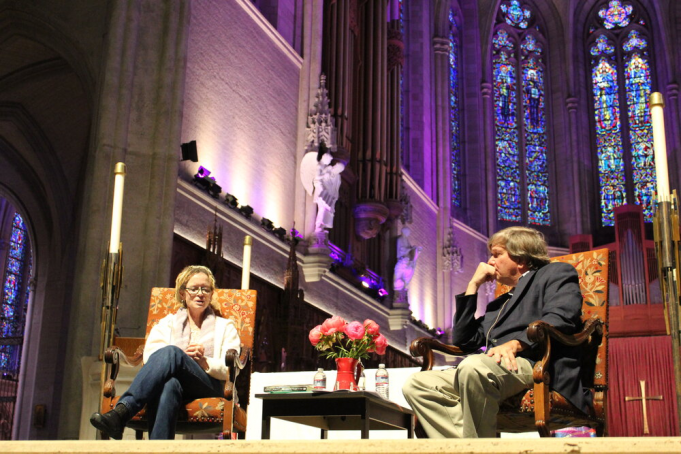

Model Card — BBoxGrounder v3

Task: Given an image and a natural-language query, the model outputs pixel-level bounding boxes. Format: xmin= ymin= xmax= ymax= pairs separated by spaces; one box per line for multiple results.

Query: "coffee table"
xmin=256 ymin=391 xmax=414 ymax=439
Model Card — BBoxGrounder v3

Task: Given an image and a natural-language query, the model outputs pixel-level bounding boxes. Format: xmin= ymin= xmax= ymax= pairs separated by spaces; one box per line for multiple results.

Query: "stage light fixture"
xmin=193 ymin=166 xmax=221 ymax=198
xmin=224 ymin=193 xmax=238 ymax=208
xmin=260 ymin=217 xmax=274 ymax=231
xmin=208 ymin=182 xmax=222 ymax=198
xmin=180 ymin=140 xmax=198 ymax=162
xmin=273 ymin=227 xmax=287 ymax=240
xmin=193 ymin=166 xmax=212 ymax=189
xmin=239 ymin=205 xmax=254 ymax=219
xmin=195 ymin=165 xmax=210 ymax=179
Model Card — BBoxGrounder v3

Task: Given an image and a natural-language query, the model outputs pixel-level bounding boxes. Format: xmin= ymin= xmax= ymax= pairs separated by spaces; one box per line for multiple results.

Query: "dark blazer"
xmin=452 ymin=261 xmax=591 ymax=414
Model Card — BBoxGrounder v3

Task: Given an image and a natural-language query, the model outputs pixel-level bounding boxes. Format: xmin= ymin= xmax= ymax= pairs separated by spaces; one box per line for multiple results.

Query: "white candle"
xmin=241 ymin=235 xmax=252 ymax=289
xmin=650 ymin=92 xmax=670 ymax=202
xmin=109 ymin=162 xmax=127 ymax=253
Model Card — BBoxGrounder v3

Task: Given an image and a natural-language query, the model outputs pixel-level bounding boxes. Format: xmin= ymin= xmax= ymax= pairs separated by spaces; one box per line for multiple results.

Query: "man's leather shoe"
xmin=90 ymin=404 xmax=129 ymax=440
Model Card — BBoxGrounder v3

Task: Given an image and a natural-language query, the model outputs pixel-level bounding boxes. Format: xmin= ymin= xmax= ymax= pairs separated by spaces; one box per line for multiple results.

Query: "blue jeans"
xmin=118 ymin=345 xmax=223 ymax=439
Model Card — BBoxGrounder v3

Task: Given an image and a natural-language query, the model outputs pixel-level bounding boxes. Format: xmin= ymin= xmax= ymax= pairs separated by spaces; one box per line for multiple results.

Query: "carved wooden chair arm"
xmin=527 ymin=317 xmax=603 ymax=347
xmin=409 ymin=337 xmax=467 ymax=371
xmin=526 ymin=317 xmax=604 ymax=384
xmin=223 ymin=347 xmax=250 ymax=401
xmin=102 ymin=339 xmax=145 ymax=398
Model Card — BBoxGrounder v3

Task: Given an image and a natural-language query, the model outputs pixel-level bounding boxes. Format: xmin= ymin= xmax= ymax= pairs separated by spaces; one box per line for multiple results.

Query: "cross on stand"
xmin=625 ymin=380 xmax=663 ymax=434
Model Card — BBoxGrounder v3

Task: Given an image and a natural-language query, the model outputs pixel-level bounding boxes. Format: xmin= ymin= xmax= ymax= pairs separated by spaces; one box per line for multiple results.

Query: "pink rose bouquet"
xmin=309 ymin=316 xmax=388 ymax=359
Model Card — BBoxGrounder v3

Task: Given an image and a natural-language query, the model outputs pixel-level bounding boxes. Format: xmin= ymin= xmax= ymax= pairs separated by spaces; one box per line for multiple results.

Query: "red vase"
xmin=334 ymin=357 xmax=362 ymax=391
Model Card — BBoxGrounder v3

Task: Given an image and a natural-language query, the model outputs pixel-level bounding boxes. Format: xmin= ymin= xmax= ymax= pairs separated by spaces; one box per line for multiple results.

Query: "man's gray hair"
xmin=488 ymin=226 xmax=550 ymax=270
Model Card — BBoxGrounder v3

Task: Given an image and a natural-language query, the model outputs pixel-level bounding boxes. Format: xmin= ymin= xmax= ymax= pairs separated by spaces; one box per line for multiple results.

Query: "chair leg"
xmin=98 ymin=430 xmax=109 ymax=440
xmin=413 ymin=416 xmax=428 ymax=439
xmin=135 ymin=430 xmax=143 ymax=440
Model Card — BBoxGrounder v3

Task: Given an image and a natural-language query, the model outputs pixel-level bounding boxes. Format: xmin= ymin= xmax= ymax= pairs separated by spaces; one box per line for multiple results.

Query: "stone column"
xmin=481 ymin=82 xmax=496 ymax=236
xmin=59 ymin=0 xmax=190 ymax=438
xmin=566 ymin=96 xmax=584 ymax=233
xmin=431 ymin=35 xmax=453 ymax=328
xmin=294 ymin=0 xmax=325 ymax=244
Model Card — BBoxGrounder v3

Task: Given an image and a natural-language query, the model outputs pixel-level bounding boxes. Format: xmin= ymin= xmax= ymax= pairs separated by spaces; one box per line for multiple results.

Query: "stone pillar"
xmin=481 ymin=82 xmax=496 ymax=236
xmin=432 ymin=35 xmax=453 ymax=327
xmin=294 ymin=0 xmax=325 ymax=244
xmin=59 ymin=0 xmax=190 ymax=438
xmin=566 ymin=96 xmax=584 ymax=233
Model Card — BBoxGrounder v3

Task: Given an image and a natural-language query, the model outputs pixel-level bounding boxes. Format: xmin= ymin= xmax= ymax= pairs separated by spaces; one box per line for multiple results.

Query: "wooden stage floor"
xmin=2 ymin=438 xmax=681 ymax=454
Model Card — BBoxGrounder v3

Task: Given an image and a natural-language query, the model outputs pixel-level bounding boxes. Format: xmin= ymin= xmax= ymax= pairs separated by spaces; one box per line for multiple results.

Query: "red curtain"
xmin=608 ymin=335 xmax=679 ymax=436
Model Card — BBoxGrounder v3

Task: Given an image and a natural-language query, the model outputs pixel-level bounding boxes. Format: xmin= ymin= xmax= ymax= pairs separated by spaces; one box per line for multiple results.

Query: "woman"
xmin=90 ymin=265 xmax=240 ymax=439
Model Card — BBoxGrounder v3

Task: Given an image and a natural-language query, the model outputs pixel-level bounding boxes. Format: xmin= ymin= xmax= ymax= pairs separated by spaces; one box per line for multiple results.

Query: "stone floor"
xmin=1 ymin=438 xmax=680 ymax=454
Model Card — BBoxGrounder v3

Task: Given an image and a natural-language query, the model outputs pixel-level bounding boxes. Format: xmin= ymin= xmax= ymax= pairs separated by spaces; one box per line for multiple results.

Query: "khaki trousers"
xmin=402 ymin=353 xmax=534 ymax=438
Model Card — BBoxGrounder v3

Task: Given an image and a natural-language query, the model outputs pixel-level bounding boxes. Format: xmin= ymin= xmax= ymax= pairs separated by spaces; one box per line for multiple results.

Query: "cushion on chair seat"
xmin=108 ymin=395 xmax=246 ymax=434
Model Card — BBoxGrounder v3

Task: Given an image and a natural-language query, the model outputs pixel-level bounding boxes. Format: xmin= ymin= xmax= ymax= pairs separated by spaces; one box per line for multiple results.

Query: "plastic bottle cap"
xmin=317 ymin=368 xmax=324 ymax=372
xmin=379 ymin=364 xmax=385 ymax=368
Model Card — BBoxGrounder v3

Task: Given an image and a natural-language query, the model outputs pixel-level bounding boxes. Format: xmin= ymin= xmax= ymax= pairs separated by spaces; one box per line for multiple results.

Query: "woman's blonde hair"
xmin=174 ymin=265 xmax=219 ymax=311
xmin=488 ymin=227 xmax=550 ymax=270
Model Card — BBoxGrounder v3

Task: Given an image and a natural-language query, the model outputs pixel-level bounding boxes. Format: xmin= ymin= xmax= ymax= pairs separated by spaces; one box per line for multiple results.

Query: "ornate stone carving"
xmin=353 ymin=202 xmax=389 ymax=239
xmin=304 ymin=74 xmax=337 ymax=154
xmin=399 ymin=181 xmax=412 ymax=225
xmin=393 ymin=227 xmax=421 ymax=292
xmin=442 ymin=219 xmax=463 ymax=274
xmin=300 ymin=231 xmax=333 ymax=283
xmin=433 ymin=36 xmax=449 ymax=55
xmin=301 ymin=74 xmax=345 ymax=235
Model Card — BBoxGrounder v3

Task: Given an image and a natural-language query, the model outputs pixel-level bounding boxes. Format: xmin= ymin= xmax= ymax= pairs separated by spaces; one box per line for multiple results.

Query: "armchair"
xmin=99 ymin=288 xmax=257 ymax=439
xmin=409 ymin=249 xmax=609 ymax=437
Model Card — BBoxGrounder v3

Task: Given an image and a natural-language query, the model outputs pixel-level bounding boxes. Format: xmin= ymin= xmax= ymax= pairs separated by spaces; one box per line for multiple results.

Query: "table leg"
xmin=261 ymin=415 xmax=271 ymax=440
xmin=321 ymin=428 xmax=328 ymax=439
xmin=407 ymin=415 xmax=414 ymax=438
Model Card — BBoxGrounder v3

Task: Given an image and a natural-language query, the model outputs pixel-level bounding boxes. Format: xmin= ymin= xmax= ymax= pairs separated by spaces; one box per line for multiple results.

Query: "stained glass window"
xmin=501 ymin=0 xmax=530 ymax=29
xmin=522 ymin=40 xmax=550 ymax=224
xmin=590 ymin=1 xmax=656 ymax=225
xmin=599 ymin=0 xmax=633 ymax=29
xmin=1 ymin=213 xmax=31 ymax=372
xmin=493 ymin=1 xmax=551 ymax=225
xmin=449 ymin=9 xmax=461 ymax=207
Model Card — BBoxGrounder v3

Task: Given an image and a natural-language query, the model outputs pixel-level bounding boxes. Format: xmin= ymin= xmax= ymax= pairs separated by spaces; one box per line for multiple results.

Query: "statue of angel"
xmin=393 ymin=227 xmax=421 ymax=292
xmin=300 ymin=146 xmax=345 ymax=232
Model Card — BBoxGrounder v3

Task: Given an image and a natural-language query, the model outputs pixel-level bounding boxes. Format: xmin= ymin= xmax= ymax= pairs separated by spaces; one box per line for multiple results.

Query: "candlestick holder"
xmin=653 ymin=190 xmax=681 ymax=432
xmin=99 ymin=242 xmax=123 ymax=359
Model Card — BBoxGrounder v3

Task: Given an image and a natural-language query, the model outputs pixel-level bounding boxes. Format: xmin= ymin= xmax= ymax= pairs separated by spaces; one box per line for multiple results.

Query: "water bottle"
xmin=358 ymin=364 xmax=366 ymax=391
xmin=375 ymin=364 xmax=389 ymax=399
xmin=313 ymin=368 xmax=326 ymax=390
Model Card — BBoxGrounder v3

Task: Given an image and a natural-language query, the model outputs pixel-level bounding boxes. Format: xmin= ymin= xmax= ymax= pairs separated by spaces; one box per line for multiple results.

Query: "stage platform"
xmin=2 ymin=438 xmax=681 ymax=453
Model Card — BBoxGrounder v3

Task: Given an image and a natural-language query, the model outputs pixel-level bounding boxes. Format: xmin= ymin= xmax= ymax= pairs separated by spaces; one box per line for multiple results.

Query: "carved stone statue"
xmin=300 ymin=146 xmax=345 ymax=233
xmin=393 ymin=227 xmax=421 ymax=292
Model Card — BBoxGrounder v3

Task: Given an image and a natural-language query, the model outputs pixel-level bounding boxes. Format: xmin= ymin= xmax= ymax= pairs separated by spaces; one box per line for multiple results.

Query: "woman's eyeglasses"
xmin=184 ymin=287 xmax=213 ymax=296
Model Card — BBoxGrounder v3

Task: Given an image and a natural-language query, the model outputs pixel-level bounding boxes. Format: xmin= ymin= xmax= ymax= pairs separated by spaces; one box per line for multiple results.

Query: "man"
xmin=402 ymin=226 xmax=590 ymax=438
